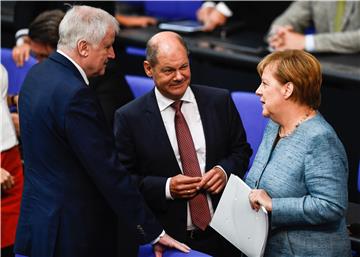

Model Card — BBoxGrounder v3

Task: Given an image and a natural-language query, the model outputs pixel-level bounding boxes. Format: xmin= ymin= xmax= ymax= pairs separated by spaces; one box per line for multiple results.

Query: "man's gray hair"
xmin=58 ymin=5 xmax=119 ymax=51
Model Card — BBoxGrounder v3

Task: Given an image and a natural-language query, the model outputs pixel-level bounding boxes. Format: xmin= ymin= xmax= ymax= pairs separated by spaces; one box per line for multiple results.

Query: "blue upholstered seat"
xmin=1 ymin=48 xmax=37 ymax=95
xmin=231 ymin=91 xmax=268 ymax=168
xmin=125 ymin=75 xmax=154 ymax=98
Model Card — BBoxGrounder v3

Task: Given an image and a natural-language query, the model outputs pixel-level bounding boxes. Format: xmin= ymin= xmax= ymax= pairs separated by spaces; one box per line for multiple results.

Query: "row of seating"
xmin=1 ymin=46 xmax=357 ymax=185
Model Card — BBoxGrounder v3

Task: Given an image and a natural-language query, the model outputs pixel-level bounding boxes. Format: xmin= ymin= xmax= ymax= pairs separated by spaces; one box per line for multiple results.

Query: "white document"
xmin=210 ymin=174 xmax=268 ymax=257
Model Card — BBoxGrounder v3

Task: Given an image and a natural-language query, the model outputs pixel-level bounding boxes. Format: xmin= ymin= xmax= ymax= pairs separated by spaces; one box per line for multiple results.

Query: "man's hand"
xmin=170 ymin=174 xmax=201 ymax=199
xmin=12 ymin=40 xmax=31 ymax=67
xmin=197 ymin=7 xmax=227 ymax=32
xmin=1 ymin=168 xmax=15 ymax=191
xmin=196 ymin=6 xmax=213 ymax=24
xmin=153 ymin=233 xmax=190 ymax=257
xmin=198 ymin=167 xmax=226 ymax=194
xmin=115 ymin=15 xmax=157 ymax=28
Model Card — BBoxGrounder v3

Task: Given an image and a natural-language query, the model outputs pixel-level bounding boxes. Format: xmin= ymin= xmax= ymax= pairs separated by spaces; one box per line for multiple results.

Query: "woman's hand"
xmin=248 ymin=189 xmax=272 ymax=212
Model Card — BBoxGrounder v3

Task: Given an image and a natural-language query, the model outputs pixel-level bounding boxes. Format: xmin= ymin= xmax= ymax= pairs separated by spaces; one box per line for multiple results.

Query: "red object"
xmin=172 ymin=101 xmax=211 ymax=231
xmin=1 ymin=145 xmax=24 ymax=248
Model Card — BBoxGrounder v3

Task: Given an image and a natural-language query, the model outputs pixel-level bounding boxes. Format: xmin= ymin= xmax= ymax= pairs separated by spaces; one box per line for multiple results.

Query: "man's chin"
xmin=92 ymin=69 xmax=106 ymax=77
xmin=169 ymin=87 xmax=188 ymax=99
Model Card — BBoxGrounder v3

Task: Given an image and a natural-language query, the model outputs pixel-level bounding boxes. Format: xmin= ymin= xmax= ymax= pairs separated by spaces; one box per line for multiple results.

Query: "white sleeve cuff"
xmin=165 ymin=178 xmax=174 ymax=200
xmin=15 ymin=29 xmax=29 ymax=40
xmin=216 ymin=2 xmax=233 ymax=17
xmin=305 ymin=34 xmax=315 ymax=52
xmin=215 ymin=165 xmax=228 ymax=182
xmin=15 ymin=29 xmax=29 ymax=46
xmin=201 ymin=1 xmax=216 ymax=9
xmin=151 ymin=230 xmax=165 ymax=244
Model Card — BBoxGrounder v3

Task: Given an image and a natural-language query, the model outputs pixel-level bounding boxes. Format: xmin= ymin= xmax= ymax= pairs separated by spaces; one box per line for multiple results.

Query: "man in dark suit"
xmin=114 ymin=31 xmax=252 ymax=257
xmin=15 ymin=6 xmax=189 ymax=257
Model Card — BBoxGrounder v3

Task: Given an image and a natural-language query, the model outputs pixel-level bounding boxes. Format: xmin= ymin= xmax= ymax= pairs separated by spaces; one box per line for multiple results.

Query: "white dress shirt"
xmin=155 ymin=86 xmax=215 ymax=230
xmin=1 ymin=64 xmax=18 ymax=152
xmin=305 ymin=34 xmax=316 ymax=52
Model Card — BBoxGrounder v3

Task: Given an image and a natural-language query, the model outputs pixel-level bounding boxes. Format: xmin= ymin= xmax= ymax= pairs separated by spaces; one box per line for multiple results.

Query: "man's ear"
xmin=283 ymin=82 xmax=294 ymax=99
xmin=143 ymin=60 xmax=153 ymax=78
xmin=77 ymin=39 xmax=89 ymax=57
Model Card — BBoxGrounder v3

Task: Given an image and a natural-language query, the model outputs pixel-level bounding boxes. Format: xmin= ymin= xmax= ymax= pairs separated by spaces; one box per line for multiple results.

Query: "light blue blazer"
xmin=245 ymin=113 xmax=351 ymax=257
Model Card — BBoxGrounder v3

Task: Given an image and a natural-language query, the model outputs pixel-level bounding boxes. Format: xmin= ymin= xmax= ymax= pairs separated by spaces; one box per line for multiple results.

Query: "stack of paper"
xmin=158 ymin=20 xmax=204 ymax=33
xmin=210 ymin=175 xmax=268 ymax=257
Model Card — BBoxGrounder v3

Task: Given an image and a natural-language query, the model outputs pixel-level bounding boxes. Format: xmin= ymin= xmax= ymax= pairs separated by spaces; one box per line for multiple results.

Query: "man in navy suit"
xmin=15 ymin=6 xmax=189 ymax=257
xmin=114 ymin=31 xmax=252 ymax=257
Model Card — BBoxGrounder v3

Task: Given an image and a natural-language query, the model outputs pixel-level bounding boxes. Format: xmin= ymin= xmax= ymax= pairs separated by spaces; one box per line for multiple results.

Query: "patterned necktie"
xmin=172 ymin=100 xmax=211 ymax=231
xmin=334 ymin=0 xmax=346 ymax=32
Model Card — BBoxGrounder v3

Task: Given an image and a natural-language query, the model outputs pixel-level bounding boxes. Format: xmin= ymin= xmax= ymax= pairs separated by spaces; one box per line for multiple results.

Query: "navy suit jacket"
xmin=15 ymin=52 xmax=161 ymax=257
xmin=114 ymin=85 xmax=252 ymax=241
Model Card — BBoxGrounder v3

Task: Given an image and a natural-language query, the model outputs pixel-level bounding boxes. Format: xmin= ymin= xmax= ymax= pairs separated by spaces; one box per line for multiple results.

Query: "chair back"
xmin=1 ymin=48 xmax=37 ymax=95
xmin=125 ymin=75 xmax=154 ymax=98
xmin=358 ymin=161 xmax=360 ymax=192
xmin=231 ymin=91 xmax=268 ymax=168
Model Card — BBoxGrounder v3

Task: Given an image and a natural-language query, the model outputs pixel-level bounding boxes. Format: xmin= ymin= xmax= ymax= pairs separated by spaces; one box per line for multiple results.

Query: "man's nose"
xmin=174 ymin=70 xmax=184 ymax=81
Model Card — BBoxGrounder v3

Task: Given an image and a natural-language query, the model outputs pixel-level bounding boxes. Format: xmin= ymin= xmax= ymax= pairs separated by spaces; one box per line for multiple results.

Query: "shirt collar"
xmin=57 ymin=49 xmax=89 ymax=86
xmin=155 ymin=85 xmax=195 ymax=112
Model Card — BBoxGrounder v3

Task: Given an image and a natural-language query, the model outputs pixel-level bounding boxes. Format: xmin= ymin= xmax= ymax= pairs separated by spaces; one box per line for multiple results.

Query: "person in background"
xmin=246 ymin=50 xmax=351 ymax=256
xmin=114 ymin=31 xmax=252 ymax=257
xmin=12 ymin=1 xmax=156 ymax=67
xmin=1 ymin=64 xmax=24 ymax=257
xmin=197 ymin=1 xmax=290 ymax=33
xmin=24 ymin=6 xmax=134 ymax=128
xmin=14 ymin=6 xmax=189 ymax=257
xmin=27 ymin=9 xmax=65 ymax=62
xmin=267 ymin=1 xmax=360 ymax=53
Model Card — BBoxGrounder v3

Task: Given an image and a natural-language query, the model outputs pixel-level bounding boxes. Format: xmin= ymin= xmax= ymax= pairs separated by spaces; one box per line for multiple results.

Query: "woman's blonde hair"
xmin=257 ymin=50 xmax=322 ymax=109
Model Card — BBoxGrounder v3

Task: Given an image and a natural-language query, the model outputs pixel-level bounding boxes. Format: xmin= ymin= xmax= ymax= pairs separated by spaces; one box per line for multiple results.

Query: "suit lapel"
xmin=49 ymin=52 xmax=85 ymax=84
xmin=144 ymin=91 xmax=181 ymax=174
xmin=191 ymin=86 xmax=214 ymax=171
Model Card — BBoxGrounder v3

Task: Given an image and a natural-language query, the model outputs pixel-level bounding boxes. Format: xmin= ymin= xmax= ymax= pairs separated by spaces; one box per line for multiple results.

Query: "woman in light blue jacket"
xmin=246 ymin=50 xmax=351 ymax=257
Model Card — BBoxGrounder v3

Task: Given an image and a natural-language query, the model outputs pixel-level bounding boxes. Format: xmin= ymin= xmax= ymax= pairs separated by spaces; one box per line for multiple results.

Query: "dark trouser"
xmin=185 ymin=227 xmax=243 ymax=257
xmin=1 ymin=245 xmax=15 ymax=257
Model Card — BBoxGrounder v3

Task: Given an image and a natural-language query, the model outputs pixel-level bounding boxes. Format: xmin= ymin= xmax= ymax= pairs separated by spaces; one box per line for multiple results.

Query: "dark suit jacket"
xmin=114 ymin=85 xmax=252 ymax=241
xmin=15 ymin=52 xmax=161 ymax=257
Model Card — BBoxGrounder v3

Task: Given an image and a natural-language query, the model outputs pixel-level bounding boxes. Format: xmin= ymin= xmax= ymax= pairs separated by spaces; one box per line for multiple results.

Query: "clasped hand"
xmin=170 ymin=167 xmax=226 ymax=199
xmin=268 ymin=25 xmax=305 ymax=51
xmin=196 ymin=7 xmax=227 ymax=32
